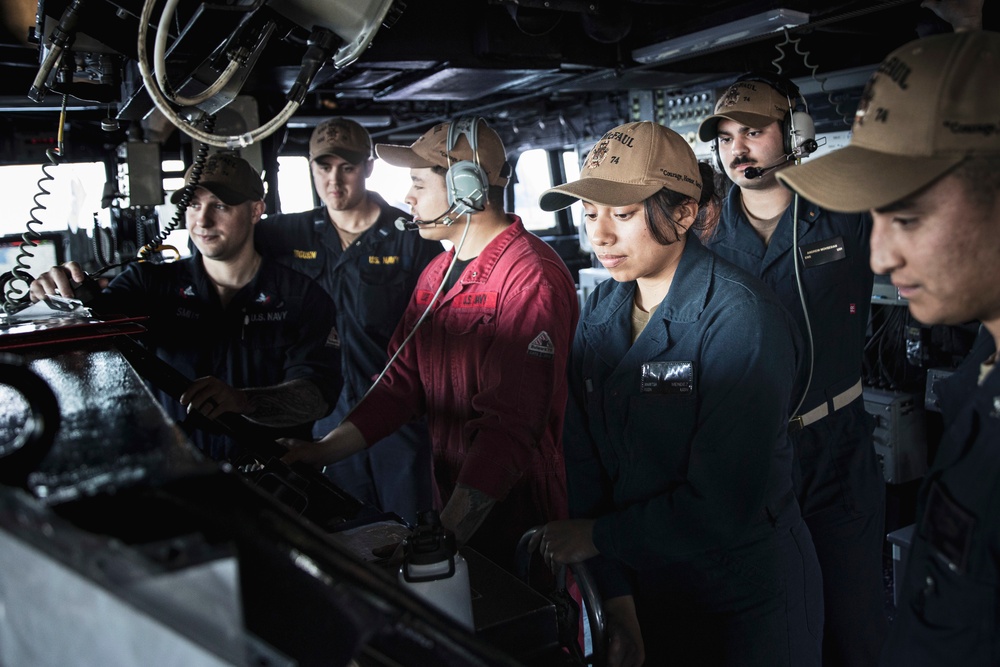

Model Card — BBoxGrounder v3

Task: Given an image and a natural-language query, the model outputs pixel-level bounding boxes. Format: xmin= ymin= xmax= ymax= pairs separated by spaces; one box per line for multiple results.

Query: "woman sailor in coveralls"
xmin=530 ymin=121 xmax=823 ymax=667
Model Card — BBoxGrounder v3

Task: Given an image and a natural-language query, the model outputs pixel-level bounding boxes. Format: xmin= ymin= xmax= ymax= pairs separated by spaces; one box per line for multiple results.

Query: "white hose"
xmin=153 ymin=0 xmax=242 ymax=108
xmin=138 ymin=0 xmax=300 ymax=148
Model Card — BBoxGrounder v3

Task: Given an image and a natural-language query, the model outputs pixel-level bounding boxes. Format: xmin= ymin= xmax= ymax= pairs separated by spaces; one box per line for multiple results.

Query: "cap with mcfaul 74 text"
xmin=697 ymin=79 xmax=791 ymax=142
xmin=777 ymin=31 xmax=1000 ymax=212
xmin=539 ymin=120 xmax=703 ymax=211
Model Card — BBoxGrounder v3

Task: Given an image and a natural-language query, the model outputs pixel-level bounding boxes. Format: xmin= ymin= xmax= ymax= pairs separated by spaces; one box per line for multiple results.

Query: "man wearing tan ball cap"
xmin=255 ymin=118 xmax=441 ymax=525
xmin=283 ymin=118 xmax=580 ymax=579
xmin=375 ymin=118 xmax=512 ymax=188
xmin=778 ymin=30 xmax=1000 ymax=666
xmin=699 ymin=69 xmax=885 ymax=667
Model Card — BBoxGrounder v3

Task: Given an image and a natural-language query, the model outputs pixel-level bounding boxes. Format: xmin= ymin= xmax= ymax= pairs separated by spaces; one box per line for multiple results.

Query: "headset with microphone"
xmin=714 ymin=73 xmax=822 ymax=422
xmin=396 ymin=116 xmax=491 ymax=231
xmin=743 ymin=157 xmax=793 ymax=180
xmin=348 ymin=118 xmax=494 ymax=426
xmin=714 ymin=72 xmax=818 ymax=178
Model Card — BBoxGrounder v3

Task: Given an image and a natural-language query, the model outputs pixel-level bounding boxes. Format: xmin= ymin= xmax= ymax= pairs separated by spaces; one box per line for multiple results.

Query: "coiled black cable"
xmin=2 ymin=98 xmax=68 ymax=317
xmin=139 ymin=113 xmax=216 ymax=258
xmin=91 ymin=214 xmax=113 ymax=268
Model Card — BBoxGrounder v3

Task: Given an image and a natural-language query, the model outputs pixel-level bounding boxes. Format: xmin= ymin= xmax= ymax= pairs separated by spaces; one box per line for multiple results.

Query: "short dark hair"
xmin=950 ymin=156 xmax=1000 ymax=212
xmin=643 ymin=161 xmax=719 ymax=245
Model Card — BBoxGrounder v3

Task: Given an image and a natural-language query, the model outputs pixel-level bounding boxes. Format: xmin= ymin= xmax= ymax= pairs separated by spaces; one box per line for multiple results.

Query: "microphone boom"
xmin=396 ymin=203 xmax=461 ymax=231
xmin=742 ymin=153 xmax=793 ymax=180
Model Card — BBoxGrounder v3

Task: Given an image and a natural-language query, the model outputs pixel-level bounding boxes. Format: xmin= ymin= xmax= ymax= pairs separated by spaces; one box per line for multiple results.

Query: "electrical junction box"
xmin=864 ymin=387 xmax=928 ymax=484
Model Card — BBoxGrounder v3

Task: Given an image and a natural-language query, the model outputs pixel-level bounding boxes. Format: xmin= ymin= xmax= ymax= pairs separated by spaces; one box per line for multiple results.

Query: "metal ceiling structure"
xmin=0 ymin=0 xmax=985 ymax=160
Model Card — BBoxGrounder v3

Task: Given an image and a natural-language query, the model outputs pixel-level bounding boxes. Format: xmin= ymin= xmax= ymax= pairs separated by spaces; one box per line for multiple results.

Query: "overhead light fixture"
xmin=286 ymin=115 xmax=393 ymax=128
xmin=632 ymin=8 xmax=809 ymax=65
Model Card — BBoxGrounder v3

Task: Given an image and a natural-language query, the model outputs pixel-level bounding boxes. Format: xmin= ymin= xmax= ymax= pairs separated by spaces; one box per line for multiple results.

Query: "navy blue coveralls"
xmin=566 ymin=236 xmax=823 ymax=666
xmin=707 ymin=187 xmax=886 ymax=666
xmin=98 ymin=255 xmax=342 ymax=461
xmin=881 ymin=328 xmax=1000 ymax=667
xmin=257 ymin=192 xmax=442 ymax=523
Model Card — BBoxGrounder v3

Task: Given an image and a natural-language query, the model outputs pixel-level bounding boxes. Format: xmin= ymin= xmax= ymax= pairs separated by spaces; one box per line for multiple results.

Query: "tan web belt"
xmin=789 ymin=379 xmax=863 ymax=432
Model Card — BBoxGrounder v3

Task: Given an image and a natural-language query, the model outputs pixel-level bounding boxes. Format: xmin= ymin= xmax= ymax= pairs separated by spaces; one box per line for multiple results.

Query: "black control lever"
xmin=111 ymin=334 xmax=368 ymax=528
xmin=112 ymin=333 xmax=287 ymax=457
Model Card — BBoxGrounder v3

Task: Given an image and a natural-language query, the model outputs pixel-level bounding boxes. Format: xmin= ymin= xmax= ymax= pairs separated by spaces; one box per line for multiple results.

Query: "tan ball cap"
xmin=777 ymin=31 xmax=1000 ymax=212
xmin=539 ymin=120 xmax=702 ymax=211
xmin=697 ymin=79 xmax=790 ymax=141
xmin=375 ymin=119 xmax=511 ymax=187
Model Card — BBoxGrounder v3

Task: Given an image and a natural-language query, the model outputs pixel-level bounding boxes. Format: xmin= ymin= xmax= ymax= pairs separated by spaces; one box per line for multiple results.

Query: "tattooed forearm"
xmin=242 ymin=379 xmax=329 ymax=427
xmin=439 ymin=484 xmax=497 ymax=546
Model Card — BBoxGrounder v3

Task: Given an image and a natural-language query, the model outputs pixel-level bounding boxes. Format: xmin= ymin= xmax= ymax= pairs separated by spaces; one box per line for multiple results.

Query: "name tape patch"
xmin=414 ymin=290 xmax=500 ymax=309
xmin=415 ymin=290 xmax=435 ymax=306
xmin=640 ymin=361 xmax=695 ymax=395
xmin=452 ymin=292 xmax=498 ymax=309
xmin=798 ymin=236 xmax=846 ymax=268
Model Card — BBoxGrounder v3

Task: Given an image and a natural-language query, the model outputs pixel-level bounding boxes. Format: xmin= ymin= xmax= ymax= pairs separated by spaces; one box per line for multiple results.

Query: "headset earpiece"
xmin=734 ymin=72 xmax=816 ymax=158
xmin=446 ymin=117 xmax=490 ymax=216
xmin=788 ymin=109 xmax=817 ymax=158
xmin=446 ymin=161 xmax=488 ymax=217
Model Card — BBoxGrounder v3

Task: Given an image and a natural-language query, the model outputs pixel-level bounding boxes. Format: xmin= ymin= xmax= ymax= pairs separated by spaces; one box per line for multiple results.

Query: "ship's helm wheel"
xmin=516 ymin=526 xmax=607 ymax=667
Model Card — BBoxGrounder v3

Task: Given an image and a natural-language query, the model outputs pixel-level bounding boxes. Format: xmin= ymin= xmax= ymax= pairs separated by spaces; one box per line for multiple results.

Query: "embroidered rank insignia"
xmin=326 ymin=326 xmax=341 ymax=349
xmin=527 ymin=331 xmax=555 ymax=360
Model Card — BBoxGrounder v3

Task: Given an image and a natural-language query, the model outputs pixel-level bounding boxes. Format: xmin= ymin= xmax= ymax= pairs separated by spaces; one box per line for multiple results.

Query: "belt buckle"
xmin=788 ymin=415 xmax=804 ymax=433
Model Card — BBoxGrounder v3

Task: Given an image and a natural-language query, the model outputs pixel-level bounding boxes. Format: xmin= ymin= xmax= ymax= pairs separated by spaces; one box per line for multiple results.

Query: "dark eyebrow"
xmin=717 ymin=124 xmax=754 ymax=137
xmin=874 ymin=197 xmax=916 ymax=215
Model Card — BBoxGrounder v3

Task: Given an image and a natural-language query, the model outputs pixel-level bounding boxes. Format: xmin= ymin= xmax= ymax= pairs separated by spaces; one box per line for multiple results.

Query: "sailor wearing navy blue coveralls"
xmin=256 ymin=118 xmax=441 ymax=523
xmin=29 ymin=153 xmax=341 ymax=462
xmin=777 ymin=29 xmax=1000 ymax=667
xmin=885 ymin=327 xmax=1000 ymax=666
xmin=699 ymin=74 xmax=886 ymax=667
xmin=97 ymin=250 xmax=341 ymax=460
xmin=531 ymin=121 xmax=823 ymax=667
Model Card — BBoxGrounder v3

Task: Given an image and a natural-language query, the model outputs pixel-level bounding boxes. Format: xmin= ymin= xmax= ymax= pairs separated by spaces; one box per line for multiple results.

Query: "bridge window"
xmin=275 ymin=156 xmax=316 ymax=214
xmin=1 ymin=162 xmax=106 ymax=237
xmin=513 ymin=148 xmax=558 ymax=234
